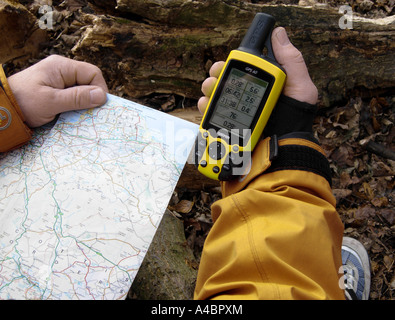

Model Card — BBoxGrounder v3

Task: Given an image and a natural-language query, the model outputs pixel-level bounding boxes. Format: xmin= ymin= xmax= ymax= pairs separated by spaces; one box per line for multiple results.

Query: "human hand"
xmin=197 ymin=27 xmax=318 ymax=114
xmin=7 ymin=55 xmax=108 ymax=128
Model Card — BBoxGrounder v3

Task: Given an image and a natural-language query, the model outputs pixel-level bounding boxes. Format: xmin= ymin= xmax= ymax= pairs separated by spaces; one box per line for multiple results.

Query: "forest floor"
xmin=10 ymin=0 xmax=394 ymax=300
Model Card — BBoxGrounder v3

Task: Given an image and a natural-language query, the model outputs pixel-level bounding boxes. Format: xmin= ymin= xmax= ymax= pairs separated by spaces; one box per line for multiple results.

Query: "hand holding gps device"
xmin=195 ymin=13 xmax=287 ymax=181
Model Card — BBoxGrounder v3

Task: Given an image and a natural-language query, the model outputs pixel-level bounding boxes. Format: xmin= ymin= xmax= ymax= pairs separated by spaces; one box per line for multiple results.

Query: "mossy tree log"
xmin=1 ymin=0 xmax=393 ymax=106
xmin=0 ymin=0 xmax=47 ymax=64
xmin=70 ymin=0 xmax=395 ymax=107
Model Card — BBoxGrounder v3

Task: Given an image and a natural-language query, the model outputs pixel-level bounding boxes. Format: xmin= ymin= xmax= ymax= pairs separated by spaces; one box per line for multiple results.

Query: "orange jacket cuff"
xmin=0 ymin=65 xmax=32 ymax=152
xmin=221 ymin=135 xmax=331 ymax=197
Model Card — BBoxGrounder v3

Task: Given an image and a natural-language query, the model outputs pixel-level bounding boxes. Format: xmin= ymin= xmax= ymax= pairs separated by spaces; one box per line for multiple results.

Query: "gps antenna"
xmin=237 ymin=13 xmax=277 ymax=62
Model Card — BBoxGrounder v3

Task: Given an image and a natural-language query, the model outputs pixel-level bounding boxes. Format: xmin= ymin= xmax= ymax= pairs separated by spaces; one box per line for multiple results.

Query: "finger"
xmin=271 ymin=27 xmax=318 ymax=104
xmin=197 ymin=96 xmax=209 ymax=114
xmin=52 ymin=85 xmax=107 ymax=114
xmin=63 ymin=59 xmax=108 ymax=90
xmin=198 ymin=61 xmax=225 ymax=114
xmin=209 ymin=61 xmax=225 ymax=78
xmin=201 ymin=77 xmax=218 ymax=97
xmin=44 ymin=55 xmax=109 ymax=91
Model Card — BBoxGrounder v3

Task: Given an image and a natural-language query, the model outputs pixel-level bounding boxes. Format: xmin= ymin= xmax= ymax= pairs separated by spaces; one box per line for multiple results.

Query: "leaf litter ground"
xmin=7 ymin=0 xmax=394 ymax=300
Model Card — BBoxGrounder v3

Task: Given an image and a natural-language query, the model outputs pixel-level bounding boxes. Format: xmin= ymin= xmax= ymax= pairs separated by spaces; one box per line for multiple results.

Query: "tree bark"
xmin=68 ymin=0 xmax=395 ymax=107
xmin=127 ymin=210 xmax=198 ymax=300
xmin=0 ymin=0 xmax=47 ymax=64
xmin=2 ymin=1 xmax=393 ymax=106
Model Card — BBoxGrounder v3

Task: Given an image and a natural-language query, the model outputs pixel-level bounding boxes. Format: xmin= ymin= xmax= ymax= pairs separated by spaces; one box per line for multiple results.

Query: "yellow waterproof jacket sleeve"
xmin=0 ymin=65 xmax=32 ymax=152
xmin=194 ymin=136 xmax=345 ymax=300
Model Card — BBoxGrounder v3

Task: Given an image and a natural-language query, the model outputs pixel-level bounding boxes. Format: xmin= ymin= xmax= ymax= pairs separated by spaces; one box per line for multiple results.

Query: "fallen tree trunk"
xmin=0 ymin=0 xmax=47 ymax=64
xmin=2 ymin=1 xmax=393 ymax=106
xmin=67 ymin=0 xmax=395 ymax=107
xmin=128 ymin=210 xmax=198 ymax=300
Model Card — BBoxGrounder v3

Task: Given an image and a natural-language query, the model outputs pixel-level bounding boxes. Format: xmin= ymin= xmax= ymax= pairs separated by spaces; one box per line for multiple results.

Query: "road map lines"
xmin=0 ymin=94 xmax=198 ymax=299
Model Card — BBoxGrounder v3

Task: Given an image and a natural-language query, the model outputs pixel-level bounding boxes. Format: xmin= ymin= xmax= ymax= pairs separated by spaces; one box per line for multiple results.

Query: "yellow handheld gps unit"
xmin=195 ymin=13 xmax=286 ymax=181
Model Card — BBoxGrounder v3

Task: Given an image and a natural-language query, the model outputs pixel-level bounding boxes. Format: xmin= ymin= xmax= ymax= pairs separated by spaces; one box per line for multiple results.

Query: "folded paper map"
xmin=0 ymin=94 xmax=198 ymax=300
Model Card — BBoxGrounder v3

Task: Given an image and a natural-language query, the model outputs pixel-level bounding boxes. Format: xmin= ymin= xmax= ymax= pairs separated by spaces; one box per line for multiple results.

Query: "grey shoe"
xmin=341 ymin=237 xmax=371 ymax=300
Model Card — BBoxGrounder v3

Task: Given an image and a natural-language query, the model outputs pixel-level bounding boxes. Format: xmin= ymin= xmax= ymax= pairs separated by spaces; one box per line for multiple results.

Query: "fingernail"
xmin=276 ymin=27 xmax=290 ymax=46
xmin=90 ymin=88 xmax=106 ymax=106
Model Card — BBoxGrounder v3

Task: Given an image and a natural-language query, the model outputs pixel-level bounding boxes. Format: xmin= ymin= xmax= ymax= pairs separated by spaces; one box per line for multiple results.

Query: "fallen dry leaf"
xmin=170 ymin=199 xmax=194 ymax=214
xmin=354 ymin=205 xmax=376 ymax=222
xmin=383 ymin=255 xmax=394 ymax=271
xmin=380 ymin=209 xmax=395 ymax=225
xmin=362 ymin=182 xmax=375 ymax=200
xmin=333 ymin=188 xmax=352 ymax=202
xmin=371 ymin=196 xmax=389 ymax=208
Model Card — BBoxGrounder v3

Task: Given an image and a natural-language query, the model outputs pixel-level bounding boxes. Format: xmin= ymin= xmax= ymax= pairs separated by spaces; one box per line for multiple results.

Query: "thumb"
xmin=54 ymin=85 xmax=107 ymax=113
xmin=271 ymin=27 xmax=318 ymax=104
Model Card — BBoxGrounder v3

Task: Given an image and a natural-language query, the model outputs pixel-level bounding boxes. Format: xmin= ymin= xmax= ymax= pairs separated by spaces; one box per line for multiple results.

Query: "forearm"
xmin=194 ymin=136 xmax=344 ymax=300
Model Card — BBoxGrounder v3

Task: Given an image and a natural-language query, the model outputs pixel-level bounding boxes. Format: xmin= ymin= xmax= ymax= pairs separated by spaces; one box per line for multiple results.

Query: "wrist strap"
xmin=0 ymin=65 xmax=32 ymax=152
xmin=266 ymin=137 xmax=332 ymax=187
xmin=221 ymin=135 xmax=332 ymax=197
